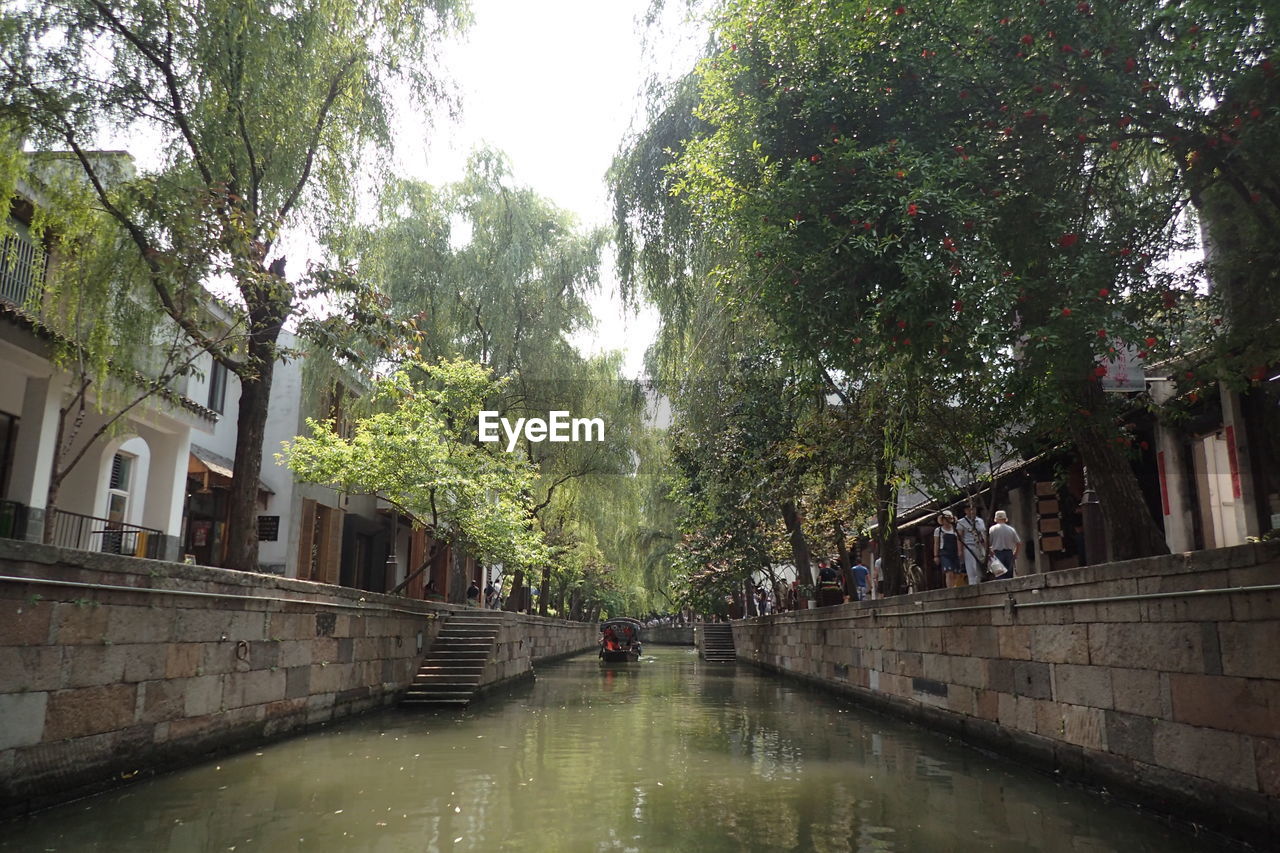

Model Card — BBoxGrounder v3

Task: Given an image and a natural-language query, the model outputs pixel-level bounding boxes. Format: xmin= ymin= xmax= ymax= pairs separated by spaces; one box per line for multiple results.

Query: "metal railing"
xmin=48 ymin=508 xmax=163 ymax=560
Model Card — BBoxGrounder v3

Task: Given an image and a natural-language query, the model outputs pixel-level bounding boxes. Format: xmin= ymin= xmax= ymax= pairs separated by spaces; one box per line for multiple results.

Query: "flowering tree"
xmin=280 ymin=358 xmax=548 ymax=597
xmin=621 ymin=0 xmax=1277 ymax=560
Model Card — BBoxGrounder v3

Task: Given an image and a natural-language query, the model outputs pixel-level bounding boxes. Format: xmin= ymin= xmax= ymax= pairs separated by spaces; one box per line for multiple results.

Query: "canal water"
xmin=2 ymin=646 xmax=1235 ymax=852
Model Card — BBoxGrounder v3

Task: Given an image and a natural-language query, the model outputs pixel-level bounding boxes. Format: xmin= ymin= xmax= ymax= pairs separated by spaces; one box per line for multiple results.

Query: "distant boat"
xmin=599 ymin=617 xmax=643 ymax=662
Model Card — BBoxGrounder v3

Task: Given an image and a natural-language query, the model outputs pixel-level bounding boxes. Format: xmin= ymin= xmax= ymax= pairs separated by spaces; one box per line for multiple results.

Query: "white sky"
xmin=400 ymin=0 xmax=701 ymax=379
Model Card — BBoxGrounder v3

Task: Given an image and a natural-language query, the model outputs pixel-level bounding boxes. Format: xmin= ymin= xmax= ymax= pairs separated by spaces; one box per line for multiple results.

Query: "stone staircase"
xmin=700 ymin=622 xmax=737 ymax=662
xmin=401 ymin=611 xmax=502 ymax=708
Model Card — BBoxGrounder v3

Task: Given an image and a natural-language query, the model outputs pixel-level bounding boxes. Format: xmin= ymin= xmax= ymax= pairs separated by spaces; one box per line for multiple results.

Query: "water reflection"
xmin=1 ymin=647 xmax=1232 ymax=852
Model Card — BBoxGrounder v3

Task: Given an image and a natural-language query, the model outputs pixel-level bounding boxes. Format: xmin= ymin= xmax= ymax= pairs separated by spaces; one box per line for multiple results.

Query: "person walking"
xmin=817 ymin=560 xmax=843 ymax=607
xmin=851 ymin=559 xmax=869 ymax=600
xmin=988 ymin=510 xmax=1022 ymax=577
xmin=934 ymin=510 xmax=965 ymax=588
xmin=956 ymin=503 xmax=987 ymax=586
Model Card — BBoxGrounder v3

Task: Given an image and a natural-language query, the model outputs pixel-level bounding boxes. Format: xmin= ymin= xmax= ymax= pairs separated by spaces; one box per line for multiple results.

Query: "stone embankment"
xmin=646 ymin=625 xmax=694 ymax=645
xmin=733 ymin=541 xmax=1280 ymax=846
xmin=0 ymin=540 xmax=593 ymax=816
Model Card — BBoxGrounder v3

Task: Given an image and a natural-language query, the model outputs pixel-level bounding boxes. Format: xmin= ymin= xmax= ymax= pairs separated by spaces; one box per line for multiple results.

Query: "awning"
xmin=189 ymin=444 xmax=275 ymax=495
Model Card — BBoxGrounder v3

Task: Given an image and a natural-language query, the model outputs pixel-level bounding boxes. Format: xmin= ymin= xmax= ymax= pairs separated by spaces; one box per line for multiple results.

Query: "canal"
xmin=2 ymin=646 xmax=1235 ymax=852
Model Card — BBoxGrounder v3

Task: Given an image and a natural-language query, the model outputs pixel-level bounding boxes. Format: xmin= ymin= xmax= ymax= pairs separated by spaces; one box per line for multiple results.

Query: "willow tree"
xmin=340 ymin=150 xmax=649 ymax=613
xmin=1 ymin=0 xmax=468 ymax=570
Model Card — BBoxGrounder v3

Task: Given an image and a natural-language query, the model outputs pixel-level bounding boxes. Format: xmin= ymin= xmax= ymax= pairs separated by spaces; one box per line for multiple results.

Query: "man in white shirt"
xmin=956 ymin=504 xmax=987 ymax=585
xmin=988 ymin=510 xmax=1022 ymax=577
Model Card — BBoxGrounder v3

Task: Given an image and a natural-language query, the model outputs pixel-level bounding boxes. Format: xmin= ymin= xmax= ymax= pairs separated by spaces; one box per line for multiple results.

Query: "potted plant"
xmin=797 ymin=583 xmax=816 ymax=609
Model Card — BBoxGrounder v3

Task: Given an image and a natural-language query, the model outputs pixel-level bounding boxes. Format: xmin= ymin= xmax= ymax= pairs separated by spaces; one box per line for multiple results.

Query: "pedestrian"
xmin=988 ymin=510 xmax=1021 ymax=577
xmin=817 ymin=560 xmax=843 ymax=607
xmin=956 ymin=503 xmax=987 ymax=586
xmin=871 ymin=556 xmax=882 ymax=599
xmin=851 ymin=559 xmax=869 ymax=600
xmin=934 ymin=510 xmax=966 ymax=588
xmin=484 ymin=579 xmax=499 ymax=608
xmin=466 ymin=580 xmax=480 ymax=604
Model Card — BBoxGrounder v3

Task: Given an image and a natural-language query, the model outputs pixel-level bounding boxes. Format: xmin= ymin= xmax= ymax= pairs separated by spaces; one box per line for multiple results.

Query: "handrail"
xmin=48 ymin=508 xmax=163 ymax=560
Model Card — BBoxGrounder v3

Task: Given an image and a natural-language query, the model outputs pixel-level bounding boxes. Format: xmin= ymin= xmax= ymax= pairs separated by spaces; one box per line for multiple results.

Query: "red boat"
xmin=599 ymin=617 xmax=643 ymax=662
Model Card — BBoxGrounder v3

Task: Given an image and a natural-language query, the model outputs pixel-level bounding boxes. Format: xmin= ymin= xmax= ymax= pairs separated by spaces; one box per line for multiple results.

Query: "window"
xmin=102 ymin=452 xmax=134 ymax=554
xmin=0 ymin=411 xmax=16 ymax=498
xmin=107 ymin=452 xmax=133 ymax=521
xmin=207 ymin=360 xmax=228 ymax=414
xmin=0 ymin=217 xmax=47 ymax=308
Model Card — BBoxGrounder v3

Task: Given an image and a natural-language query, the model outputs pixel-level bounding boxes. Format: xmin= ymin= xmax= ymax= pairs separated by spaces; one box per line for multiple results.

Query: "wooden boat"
xmin=599 ymin=617 xmax=643 ymax=662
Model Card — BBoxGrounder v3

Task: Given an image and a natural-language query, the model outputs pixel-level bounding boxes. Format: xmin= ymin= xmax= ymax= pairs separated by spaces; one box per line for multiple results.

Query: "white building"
xmin=0 ymin=162 xmax=409 ymax=590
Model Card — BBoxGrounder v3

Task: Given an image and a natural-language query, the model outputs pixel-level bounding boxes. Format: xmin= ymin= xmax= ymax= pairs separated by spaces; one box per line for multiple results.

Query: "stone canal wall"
xmin=732 ymin=541 xmax=1280 ymax=845
xmin=477 ymin=612 xmax=597 ymax=693
xmin=647 ymin=626 xmax=694 ymax=645
xmin=0 ymin=540 xmax=590 ymax=817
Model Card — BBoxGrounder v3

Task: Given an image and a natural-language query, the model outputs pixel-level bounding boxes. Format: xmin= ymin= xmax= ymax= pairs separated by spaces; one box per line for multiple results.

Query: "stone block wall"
xmin=733 ymin=542 xmax=1280 ymax=845
xmin=0 ymin=540 xmax=446 ymax=817
xmin=647 ymin=626 xmax=694 ymax=645
xmin=477 ymin=612 xmax=596 ymax=692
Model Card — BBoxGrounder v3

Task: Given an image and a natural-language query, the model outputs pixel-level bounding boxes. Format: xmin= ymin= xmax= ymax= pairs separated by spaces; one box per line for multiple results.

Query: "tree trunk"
xmin=505 ymin=569 xmax=525 ymax=611
xmin=874 ymin=453 xmax=903 ymax=595
xmin=780 ymin=500 xmax=813 ymax=588
xmin=448 ymin=539 xmax=468 ymax=604
xmin=1067 ymin=382 xmax=1169 ymax=561
xmin=224 ymin=328 xmax=281 ymax=572
xmin=538 ymin=562 xmax=550 ymax=617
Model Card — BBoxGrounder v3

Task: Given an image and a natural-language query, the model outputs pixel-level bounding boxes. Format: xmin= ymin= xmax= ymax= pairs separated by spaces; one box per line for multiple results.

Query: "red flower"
xmin=1059 ymin=233 xmax=1079 ymax=248
xmin=1118 ymin=116 xmax=1132 ymax=128
xmin=1061 ymin=307 xmax=1072 ymax=317
xmin=953 ymin=300 xmax=964 ymax=311
xmin=1020 ymin=34 xmax=1034 ymax=45
xmin=943 ymin=237 xmax=956 ymax=252
xmin=1144 ymin=337 xmax=1156 ymax=347
xmin=895 ymin=5 xmax=906 ymax=14
xmin=907 ymin=203 xmax=918 ymax=216
xmin=1098 ymin=288 xmax=1110 ymax=298
xmin=1061 ymin=44 xmax=1074 ymax=53
xmin=1124 ymin=57 xmax=1136 ymax=73
xmin=897 ymin=320 xmax=907 ymax=329
xmin=1120 ymin=247 xmax=1132 ymax=256
xmin=1110 ymin=140 xmax=1121 ymax=150
xmin=1097 ymin=328 xmax=1107 ymax=337
xmin=902 ymin=337 xmax=911 ymax=345
xmin=1077 ymin=2 xmax=1091 ymax=12
xmin=1094 ymin=366 xmax=1108 ymax=377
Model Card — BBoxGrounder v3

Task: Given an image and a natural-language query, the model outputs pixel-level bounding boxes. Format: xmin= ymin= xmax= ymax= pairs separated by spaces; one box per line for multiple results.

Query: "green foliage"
xmin=280 ymin=357 xmax=548 ymax=572
xmin=0 ymin=0 xmax=469 ymax=569
xmin=336 ymin=150 xmax=661 ymax=613
xmin=616 ymin=0 xmax=1280 ymax=577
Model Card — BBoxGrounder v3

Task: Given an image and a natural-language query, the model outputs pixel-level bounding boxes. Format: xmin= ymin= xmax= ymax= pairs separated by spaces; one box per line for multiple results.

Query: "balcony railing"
xmin=0 ymin=232 xmax=45 ymax=309
xmin=48 ymin=508 xmax=164 ymax=560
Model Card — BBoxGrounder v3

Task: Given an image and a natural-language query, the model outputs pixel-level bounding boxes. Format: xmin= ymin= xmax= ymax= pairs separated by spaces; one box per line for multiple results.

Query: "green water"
xmin=1 ymin=647 xmax=1235 ymax=852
